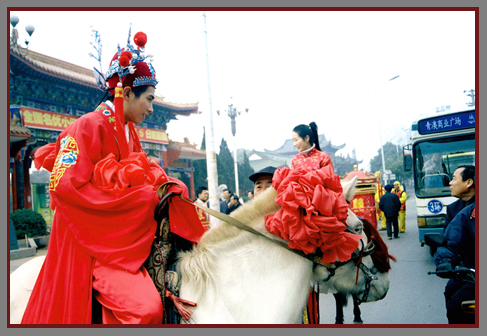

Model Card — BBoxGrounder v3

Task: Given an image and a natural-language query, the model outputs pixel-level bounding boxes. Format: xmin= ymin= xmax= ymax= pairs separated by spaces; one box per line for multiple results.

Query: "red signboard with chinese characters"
xmin=20 ymin=107 xmax=169 ymax=144
xmin=21 ymin=107 xmax=77 ymax=131
xmin=136 ymin=127 xmax=169 ymax=144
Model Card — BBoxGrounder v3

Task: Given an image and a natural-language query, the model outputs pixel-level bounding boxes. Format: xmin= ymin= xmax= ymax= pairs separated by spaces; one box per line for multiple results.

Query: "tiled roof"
xmin=10 ymin=48 xmax=199 ymax=113
xmin=168 ymin=138 xmax=206 ymax=159
xmin=10 ymin=125 xmax=31 ymax=137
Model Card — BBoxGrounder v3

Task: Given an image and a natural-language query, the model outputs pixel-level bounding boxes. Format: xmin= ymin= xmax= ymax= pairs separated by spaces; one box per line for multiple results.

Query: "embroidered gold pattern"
xmin=49 ymin=135 xmax=79 ymax=191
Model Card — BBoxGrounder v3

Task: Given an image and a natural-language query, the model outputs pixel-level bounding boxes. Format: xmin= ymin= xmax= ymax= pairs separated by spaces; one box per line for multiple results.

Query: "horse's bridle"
xmin=324 ymin=221 xmax=379 ymax=304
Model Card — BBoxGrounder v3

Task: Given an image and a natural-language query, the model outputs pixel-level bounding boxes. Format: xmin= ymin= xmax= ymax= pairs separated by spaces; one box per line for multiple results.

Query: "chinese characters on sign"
xmin=20 ymin=106 xmax=169 ymax=144
xmin=135 ymin=127 xmax=169 ymax=144
xmin=427 ymin=199 xmax=443 ymax=214
xmin=418 ymin=110 xmax=476 ymax=135
xmin=21 ymin=107 xmax=77 ymax=131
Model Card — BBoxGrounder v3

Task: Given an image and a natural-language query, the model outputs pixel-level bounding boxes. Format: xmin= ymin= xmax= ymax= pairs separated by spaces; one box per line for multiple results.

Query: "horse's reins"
xmin=157 ymin=190 xmax=333 ymax=268
xmin=156 ymin=183 xmax=379 ymax=306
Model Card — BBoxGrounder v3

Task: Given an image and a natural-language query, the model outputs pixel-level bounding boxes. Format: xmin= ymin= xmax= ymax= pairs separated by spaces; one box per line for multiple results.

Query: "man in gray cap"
xmin=248 ymin=166 xmax=277 ymax=198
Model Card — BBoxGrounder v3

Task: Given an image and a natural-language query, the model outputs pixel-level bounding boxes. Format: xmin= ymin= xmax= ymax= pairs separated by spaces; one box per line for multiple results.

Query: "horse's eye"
xmin=355 ymin=226 xmax=363 ymax=234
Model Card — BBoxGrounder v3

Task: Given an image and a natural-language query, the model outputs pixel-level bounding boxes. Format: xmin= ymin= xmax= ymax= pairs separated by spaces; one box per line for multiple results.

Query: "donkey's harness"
xmin=155 ymin=183 xmax=380 ymax=323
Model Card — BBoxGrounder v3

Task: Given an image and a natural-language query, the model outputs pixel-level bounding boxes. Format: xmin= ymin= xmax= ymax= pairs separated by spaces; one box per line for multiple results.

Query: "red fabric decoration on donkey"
xmin=265 ymin=165 xmax=362 ymax=263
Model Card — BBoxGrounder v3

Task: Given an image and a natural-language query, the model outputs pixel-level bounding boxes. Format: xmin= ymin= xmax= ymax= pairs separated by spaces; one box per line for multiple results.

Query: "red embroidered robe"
xmin=21 ymin=103 xmax=204 ymax=324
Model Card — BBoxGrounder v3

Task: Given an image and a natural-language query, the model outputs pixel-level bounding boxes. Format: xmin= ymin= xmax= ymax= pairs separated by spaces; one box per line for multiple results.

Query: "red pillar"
xmin=23 ymin=147 xmax=32 ymax=210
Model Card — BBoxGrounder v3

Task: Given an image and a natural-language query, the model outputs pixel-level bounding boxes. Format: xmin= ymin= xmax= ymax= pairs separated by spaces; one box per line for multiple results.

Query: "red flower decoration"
xmin=134 ymin=32 xmax=147 ymax=49
xmin=265 ymin=166 xmax=361 ymax=263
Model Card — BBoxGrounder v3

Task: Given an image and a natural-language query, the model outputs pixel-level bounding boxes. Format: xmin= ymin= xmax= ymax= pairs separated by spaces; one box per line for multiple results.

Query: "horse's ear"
xmin=341 ymin=176 xmax=358 ymax=202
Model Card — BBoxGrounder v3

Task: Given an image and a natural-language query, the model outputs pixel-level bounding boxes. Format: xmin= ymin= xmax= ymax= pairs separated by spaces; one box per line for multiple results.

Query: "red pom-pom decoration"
xmin=119 ymin=55 xmax=130 ymax=67
xmin=134 ymin=32 xmax=147 ymax=49
xmin=121 ymin=50 xmax=132 ymax=60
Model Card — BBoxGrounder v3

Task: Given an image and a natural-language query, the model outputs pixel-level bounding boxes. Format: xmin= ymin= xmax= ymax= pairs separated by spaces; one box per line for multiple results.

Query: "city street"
xmin=10 ymin=195 xmax=450 ymax=324
xmin=319 ymin=195 xmax=449 ymax=324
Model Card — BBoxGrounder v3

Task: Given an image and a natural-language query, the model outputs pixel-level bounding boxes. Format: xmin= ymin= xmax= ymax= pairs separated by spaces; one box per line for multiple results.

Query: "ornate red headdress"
xmin=89 ymin=26 xmax=158 ymax=159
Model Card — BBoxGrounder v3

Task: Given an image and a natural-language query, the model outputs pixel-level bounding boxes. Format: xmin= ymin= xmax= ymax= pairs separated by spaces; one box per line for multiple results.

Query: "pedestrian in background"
xmin=219 ymin=189 xmax=232 ymax=214
xmin=392 ymin=181 xmax=407 ymax=233
xmin=227 ymin=194 xmax=242 ymax=214
xmin=194 ymin=186 xmax=210 ymax=231
xmin=379 ymin=184 xmax=402 ymax=240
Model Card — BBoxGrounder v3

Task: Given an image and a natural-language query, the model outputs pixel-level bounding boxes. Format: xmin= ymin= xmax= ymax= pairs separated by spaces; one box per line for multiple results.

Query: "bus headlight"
xmin=417 ymin=216 xmax=445 ymax=227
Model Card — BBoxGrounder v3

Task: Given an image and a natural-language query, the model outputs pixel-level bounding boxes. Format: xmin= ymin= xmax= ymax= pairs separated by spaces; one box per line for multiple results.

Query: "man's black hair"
xmin=196 ymin=186 xmax=208 ymax=197
xmin=106 ymin=85 xmax=152 ymax=102
xmin=457 ymin=165 xmax=475 ymax=185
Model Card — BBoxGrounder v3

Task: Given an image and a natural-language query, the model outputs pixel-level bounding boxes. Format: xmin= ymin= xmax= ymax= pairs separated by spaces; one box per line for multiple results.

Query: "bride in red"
xmin=265 ymin=122 xmax=361 ymax=324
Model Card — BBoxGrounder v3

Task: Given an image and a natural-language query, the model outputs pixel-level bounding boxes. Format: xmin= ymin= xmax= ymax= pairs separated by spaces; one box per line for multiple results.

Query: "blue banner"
xmin=418 ymin=110 xmax=475 ymax=135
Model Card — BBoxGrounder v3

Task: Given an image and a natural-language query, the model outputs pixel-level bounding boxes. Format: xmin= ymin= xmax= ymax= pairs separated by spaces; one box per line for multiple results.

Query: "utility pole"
xmin=202 ymin=12 xmax=220 ymax=226
xmin=374 ymin=75 xmax=400 ymax=185
xmin=464 ymin=89 xmax=475 ymax=107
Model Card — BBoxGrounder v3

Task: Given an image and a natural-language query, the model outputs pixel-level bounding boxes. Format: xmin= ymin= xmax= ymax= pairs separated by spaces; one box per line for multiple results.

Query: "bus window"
xmin=413 ymin=134 xmax=475 ymax=197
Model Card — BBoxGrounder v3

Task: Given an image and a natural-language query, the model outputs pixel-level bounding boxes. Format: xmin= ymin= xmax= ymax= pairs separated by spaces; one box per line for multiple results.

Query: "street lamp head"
xmin=10 ymin=15 xmax=19 ymax=28
xmin=25 ymin=24 xmax=35 ymax=36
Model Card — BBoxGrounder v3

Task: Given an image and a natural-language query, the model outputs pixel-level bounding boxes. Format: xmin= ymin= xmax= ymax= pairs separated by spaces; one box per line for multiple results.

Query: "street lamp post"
xmin=374 ymin=75 xmax=400 ymax=186
xmin=10 ymin=15 xmax=35 ymax=57
xmin=217 ymin=98 xmax=248 ymax=196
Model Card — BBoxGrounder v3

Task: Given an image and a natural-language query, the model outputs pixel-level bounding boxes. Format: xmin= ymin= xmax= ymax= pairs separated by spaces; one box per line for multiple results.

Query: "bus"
xmin=403 ymin=107 xmax=475 ymax=255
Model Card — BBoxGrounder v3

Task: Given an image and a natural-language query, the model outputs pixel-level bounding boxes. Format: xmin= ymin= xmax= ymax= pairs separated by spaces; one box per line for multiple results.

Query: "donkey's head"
xmin=313 ymin=176 xmax=393 ymax=302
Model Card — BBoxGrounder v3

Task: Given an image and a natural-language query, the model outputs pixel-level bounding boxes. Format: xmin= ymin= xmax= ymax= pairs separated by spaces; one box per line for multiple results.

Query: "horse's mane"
xmin=179 ymin=187 xmax=281 ymax=301
xmin=361 ymin=218 xmax=397 ymax=273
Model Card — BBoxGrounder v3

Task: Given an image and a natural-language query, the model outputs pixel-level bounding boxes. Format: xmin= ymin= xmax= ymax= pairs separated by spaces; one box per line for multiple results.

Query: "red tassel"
xmin=355 ymin=255 xmax=362 ymax=285
xmin=165 ymin=289 xmax=197 ymax=322
xmin=113 ymin=84 xmax=129 ymax=159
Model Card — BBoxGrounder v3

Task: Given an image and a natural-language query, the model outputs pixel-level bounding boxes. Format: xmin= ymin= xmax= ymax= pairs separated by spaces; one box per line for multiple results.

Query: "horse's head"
xmin=313 ymin=176 xmax=394 ymax=303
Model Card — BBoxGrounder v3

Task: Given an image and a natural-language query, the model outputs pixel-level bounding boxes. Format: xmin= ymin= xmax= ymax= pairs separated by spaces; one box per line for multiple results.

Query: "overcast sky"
xmin=10 ymin=10 xmax=475 ymax=171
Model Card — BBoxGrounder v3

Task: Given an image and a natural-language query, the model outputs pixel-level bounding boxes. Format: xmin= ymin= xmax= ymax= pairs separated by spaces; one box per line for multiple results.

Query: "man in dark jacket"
xmin=219 ymin=189 xmax=232 ymax=214
xmin=379 ymin=184 xmax=402 ymax=240
xmin=434 ymin=202 xmax=475 ymax=324
xmin=444 ymin=165 xmax=475 ymax=232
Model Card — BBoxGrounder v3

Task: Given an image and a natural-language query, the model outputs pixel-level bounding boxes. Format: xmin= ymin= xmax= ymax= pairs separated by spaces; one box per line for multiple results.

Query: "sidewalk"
xmin=10 ymin=246 xmax=48 ymax=275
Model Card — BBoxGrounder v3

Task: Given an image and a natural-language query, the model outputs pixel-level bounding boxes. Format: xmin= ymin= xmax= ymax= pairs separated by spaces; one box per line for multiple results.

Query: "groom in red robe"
xmin=21 ymin=30 xmax=204 ymax=324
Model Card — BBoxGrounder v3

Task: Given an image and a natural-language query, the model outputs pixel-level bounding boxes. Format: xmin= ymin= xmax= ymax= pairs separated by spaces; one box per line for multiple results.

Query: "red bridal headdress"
xmin=89 ymin=25 xmax=158 ymax=94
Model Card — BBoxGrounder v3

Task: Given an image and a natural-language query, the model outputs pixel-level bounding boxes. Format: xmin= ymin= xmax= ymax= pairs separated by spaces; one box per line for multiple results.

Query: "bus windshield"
xmin=413 ymin=134 xmax=475 ymax=197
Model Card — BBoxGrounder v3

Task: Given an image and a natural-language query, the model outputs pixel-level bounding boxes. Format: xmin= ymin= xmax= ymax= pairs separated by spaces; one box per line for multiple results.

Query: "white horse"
xmin=177 ymin=177 xmax=391 ymax=324
xmin=10 ymin=177 xmax=391 ymax=324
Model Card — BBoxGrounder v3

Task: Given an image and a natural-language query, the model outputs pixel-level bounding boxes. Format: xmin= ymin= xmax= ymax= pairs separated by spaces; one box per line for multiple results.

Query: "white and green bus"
xmin=403 ymin=107 xmax=475 ymax=255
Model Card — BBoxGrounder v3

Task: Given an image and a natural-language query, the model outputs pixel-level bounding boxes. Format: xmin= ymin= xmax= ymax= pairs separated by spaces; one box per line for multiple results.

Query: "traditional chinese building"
xmin=246 ymin=134 xmax=347 ymax=172
xmin=9 ymin=47 xmax=202 ymax=213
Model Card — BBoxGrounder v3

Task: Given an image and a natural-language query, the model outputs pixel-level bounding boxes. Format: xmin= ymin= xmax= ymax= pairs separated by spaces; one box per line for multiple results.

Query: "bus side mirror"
xmin=404 ymin=154 xmax=412 ymax=171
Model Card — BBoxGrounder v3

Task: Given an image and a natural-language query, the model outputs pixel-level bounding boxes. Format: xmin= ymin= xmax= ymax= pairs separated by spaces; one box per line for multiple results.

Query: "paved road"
xmin=10 ymin=196 xmax=450 ymax=325
xmin=10 ymin=246 xmax=48 ymax=275
xmin=319 ymin=195 xmax=450 ymax=324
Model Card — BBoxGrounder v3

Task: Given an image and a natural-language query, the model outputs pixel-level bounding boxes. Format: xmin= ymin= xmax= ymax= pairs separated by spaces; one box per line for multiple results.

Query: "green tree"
xmin=216 ymin=138 xmax=235 ymax=191
xmin=238 ymin=150 xmax=255 ymax=197
xmin=369 ymin=142 xmax=412 ymax=184
xmin=333 ymin=154 xmax=359 ymax=177
xmin=193 ymin=128 xmax=208 ymax=190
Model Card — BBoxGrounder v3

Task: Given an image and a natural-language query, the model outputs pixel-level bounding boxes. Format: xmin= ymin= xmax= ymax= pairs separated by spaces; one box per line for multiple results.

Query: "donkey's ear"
xmin=341 ymin=176 xmax=358 ymax=202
